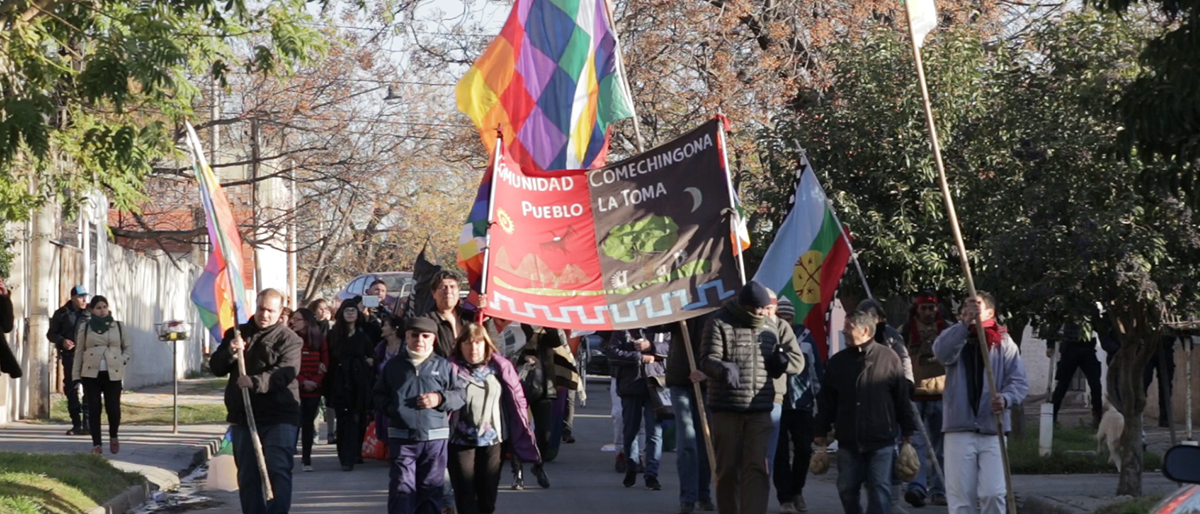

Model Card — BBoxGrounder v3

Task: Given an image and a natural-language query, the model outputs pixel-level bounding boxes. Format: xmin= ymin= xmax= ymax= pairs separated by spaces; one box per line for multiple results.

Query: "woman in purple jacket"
xmin=448 ymin=323 xmax=543 ymax=514
xmin=372 ymin=316 xmax=405 ymax=443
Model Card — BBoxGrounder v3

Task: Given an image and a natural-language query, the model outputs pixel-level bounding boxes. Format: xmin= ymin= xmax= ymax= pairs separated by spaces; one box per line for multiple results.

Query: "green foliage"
xmin=0 ymin=0 xmax=333 ymax=223
xmin=1007 ymin=424 xmax=1161 ymax=475
xmin=601 ymin=215 xmax=680 ymax=262
xmin=1093 ymin=0 xmax=1200 ymax=204
xmin=1096 ymin=495 xmax=1165 ymax=514
xmin=0 ymin=452 xmax=143 ymax=514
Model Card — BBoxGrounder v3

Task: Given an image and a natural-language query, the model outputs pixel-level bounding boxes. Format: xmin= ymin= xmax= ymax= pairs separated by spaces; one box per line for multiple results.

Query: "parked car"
xmin=336 ymin=272 xmax=415 ymax=307
xmin=581 ymin=332 xmax=609 ymax=377
xmin=1153 ymin=444 xmax=1200 ymax=513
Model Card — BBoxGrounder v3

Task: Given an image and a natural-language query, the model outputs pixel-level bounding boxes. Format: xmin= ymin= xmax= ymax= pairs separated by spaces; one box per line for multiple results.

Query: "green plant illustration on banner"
xmin=602 ymin=215 xmax=680 ymax=263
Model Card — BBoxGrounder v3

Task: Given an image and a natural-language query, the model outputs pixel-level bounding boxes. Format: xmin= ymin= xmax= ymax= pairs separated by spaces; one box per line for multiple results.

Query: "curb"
xmin=85 ymin=479 xmax=149 ymax=514
xmin=1020 ymin=495 xmax=1094 ymax=514
xmin=91 ymin=431 xmax=225 ymax=514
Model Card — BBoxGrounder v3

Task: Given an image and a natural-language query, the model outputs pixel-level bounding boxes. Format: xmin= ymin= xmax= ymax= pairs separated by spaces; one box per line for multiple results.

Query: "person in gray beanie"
xmin=700 ymin=281 xmax=804 ymax=514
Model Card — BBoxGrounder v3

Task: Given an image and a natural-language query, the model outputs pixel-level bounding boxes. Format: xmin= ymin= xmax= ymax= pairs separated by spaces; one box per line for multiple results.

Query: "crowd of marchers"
xmin=188 ymin=266 xmax=1045 ymax=514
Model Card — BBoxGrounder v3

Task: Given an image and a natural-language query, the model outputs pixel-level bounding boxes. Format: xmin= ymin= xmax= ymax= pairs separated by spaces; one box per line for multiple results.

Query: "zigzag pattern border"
xmin=489 ymin=279 xmax=737 ymax=326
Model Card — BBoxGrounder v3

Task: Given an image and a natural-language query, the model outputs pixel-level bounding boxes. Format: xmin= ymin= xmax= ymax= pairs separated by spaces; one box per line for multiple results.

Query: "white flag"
xmin=906 ymin=0 xmax=938 ymax=49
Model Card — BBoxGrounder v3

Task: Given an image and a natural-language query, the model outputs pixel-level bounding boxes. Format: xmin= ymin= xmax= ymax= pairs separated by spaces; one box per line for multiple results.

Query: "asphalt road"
xmin=196 ymin=379 xmax=940 ymax=514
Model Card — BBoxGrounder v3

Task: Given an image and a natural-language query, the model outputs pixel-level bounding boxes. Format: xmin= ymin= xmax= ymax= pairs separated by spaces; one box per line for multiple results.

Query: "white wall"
xmin=100 ymin=244 xmax=205 ymax=389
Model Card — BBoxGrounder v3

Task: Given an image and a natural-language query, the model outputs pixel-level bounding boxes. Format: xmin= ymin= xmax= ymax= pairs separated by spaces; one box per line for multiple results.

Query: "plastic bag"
xmin=895 ymin=442 xmax=920 ymax=482
xmin=362 ymin=421 xmax=389 ymax=461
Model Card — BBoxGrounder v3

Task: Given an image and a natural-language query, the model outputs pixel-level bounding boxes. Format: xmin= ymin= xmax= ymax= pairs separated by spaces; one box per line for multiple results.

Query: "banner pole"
xmin=900 ymin=7 xmax=1015 ymax=512
xmin=717 ymin=123 xmax=747 ymax=284
xmin=601 ymin=0 xmax=644 ymax=152
xmin=185 ymin=121 xmax=273 ymax=502
xmin=478 ymin=135 xmax=504 ymax=322
xmin=679 ymin=323 xmax=718 ymax=483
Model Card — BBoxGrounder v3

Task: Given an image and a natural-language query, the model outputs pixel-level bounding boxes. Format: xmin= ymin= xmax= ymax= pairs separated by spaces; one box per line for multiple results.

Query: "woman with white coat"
xmin=72 ymin=295 xmax=132 ymax=454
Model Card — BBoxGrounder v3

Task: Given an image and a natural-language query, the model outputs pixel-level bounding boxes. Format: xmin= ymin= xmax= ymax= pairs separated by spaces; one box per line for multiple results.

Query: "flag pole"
xmin=185 ymin=121 xmax=274 ymax=502
xmin=602 ymin=0 xmax=717 ymax=483
xmin=797 ymin=144 xmax=946 ymax=488
xmin=477 ymin=134 xmax=504 ymax=323
xmin=900 ymin=7 xmax=1016 ymax=512
xmin=601 ymin=0 xmax=645 ymax=152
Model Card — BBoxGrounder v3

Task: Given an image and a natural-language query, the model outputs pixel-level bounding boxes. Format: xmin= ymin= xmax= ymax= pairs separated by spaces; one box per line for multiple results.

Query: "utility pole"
xmin=288 ymin=161 xmax=298 ymax=308
xmin=27 ymin=167 xmax=56 ymax=419
xmin=250 ymin=117 xmax=262 ymax=293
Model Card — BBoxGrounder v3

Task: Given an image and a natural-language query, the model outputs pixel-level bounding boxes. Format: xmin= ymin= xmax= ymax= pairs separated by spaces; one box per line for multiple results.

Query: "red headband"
xmin=915 ymin=295 xmax=938 ymax=305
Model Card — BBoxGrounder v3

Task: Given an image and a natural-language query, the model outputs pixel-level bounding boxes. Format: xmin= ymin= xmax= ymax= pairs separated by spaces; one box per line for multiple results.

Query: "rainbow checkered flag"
xmin=455 ymin=0 xmax=636 ymax=172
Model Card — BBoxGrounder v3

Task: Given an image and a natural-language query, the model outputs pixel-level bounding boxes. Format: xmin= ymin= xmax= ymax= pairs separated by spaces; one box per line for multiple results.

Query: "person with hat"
xmin=47 ymin=284 xmax=90 ymax=435
xmin=374 ymin=316 xmax=466 ymax=514
xmin=902 ymin=290 xmax=949 ymax=507
xmin=700 ymin=281 xmax=805 ymax=514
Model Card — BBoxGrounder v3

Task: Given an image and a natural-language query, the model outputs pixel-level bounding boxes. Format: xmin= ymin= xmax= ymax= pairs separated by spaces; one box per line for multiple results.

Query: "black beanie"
xmin=739 ymin=281 xmax=773 ymax=308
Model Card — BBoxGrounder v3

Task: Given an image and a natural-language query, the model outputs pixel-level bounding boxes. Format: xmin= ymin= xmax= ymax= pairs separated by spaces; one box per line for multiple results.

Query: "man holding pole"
xmin=665 ymin=317 xmax=715 ymax=514
xmin=700 ymin=281 xmax=804 ymax=514
xmin=933 ymin=292 xmax=1028 ymax=514
xmin=211 ymin=288 xmax=303 ymax=514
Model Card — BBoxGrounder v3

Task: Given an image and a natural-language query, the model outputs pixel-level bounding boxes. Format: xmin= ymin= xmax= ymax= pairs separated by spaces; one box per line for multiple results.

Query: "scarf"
xmin=90 ymin=314 xmax=115 ymax=334
xmin=725 ymin=299 xmax=766 ymax=329
xmin=407 ymin=346 xmax=434 ymax=366
xmin=967 ymin=318 xmax=1006 ymax=350
xmin=963 ymin=318 xmax=1007 ymax=414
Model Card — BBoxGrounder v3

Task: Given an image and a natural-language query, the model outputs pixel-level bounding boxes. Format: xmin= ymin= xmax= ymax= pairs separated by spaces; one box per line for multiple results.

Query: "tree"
xmin=762 ymin=10 xmax=1198 ymax=496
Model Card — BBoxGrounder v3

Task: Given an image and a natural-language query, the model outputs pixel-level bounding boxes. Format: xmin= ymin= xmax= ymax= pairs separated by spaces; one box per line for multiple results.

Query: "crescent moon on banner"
xmin=684 ymin=187 xmax=703 ymax=213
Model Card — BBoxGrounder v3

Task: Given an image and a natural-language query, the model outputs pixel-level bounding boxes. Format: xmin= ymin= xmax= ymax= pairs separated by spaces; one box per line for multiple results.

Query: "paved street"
xmin=195 ymin=379 xmax=925 ymax=514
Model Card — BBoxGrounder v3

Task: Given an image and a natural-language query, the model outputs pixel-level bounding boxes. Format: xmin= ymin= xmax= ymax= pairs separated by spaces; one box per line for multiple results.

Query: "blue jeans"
xmin=622 ymin=395 xmax=662 ymax=477
xmin=669 ymin=386 xmax=711 ymax=504
xmin=767 ymin=402 xmax=782 ymax=472
xmin=908 ymin=400 xmax=945 ymax=497
xmin=837 ymin=445 xmax=894 ymax=514
xmin=231 ymin=423 xmax=298 ymax=514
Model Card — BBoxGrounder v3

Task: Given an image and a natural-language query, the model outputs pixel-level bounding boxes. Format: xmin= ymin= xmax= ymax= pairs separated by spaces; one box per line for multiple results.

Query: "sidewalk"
xmin=0 ymin=423 xmax=227 ymax=490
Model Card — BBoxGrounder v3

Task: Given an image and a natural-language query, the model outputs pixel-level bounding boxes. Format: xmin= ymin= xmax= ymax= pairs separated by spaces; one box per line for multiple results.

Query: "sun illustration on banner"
xmin=497 ymin=209 xmax=515 ymax=234
xmin=792 ymin=250 xmax=824 ymax=304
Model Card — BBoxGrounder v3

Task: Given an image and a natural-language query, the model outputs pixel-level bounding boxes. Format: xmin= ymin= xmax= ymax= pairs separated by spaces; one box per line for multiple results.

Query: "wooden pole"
xmin=679 ymin=323 xmax=718 ymax=479
xmin=900 ymin=8 xmax=1016 ymax=513
xmin=184 ymin=121 xmax=274 ymax=502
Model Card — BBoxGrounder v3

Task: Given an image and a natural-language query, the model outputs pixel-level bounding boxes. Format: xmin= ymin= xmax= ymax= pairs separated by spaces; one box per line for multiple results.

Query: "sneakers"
xmin=90 ymin=445 xmax=102 ymax=455
xmin=303 ymin=465 xmax=314 ymax=472
xmin=341 ymin=465 xmax=353 ymax=472
xmin=562 ymin=430 xmax=576 ymax=444
xmin=66 ymin=427 xmax=85 ymax=436
xmin=533 ymin=464 xmax=550 ymax=488
xmin=679 ymin=502 xmax=695 ymax=514
xmin=905 ymin=489 xmax=926 ymax=508
xmin=794 ymin=495 xmax=808 ymax=512
xmin=615 ymin=451 xmax=627 ymax=473
xmin=623 ymin=467 xmax=637 ymax=488
xmin=645 ymin=476 xmax=662 ymax=491
xmin=110 ymin=439 xmax=119 ymax=455
xmin=697 ymin=501 xmax=716 ymax=511
xmin=779 ymin=502 xmax=798 ymax=513
xmin=930 ymin=493 xmax=947 ymax=506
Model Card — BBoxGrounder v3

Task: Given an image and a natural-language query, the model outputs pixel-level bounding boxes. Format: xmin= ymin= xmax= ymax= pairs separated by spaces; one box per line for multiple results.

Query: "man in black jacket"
xmin=0 ymin=277 xmax=21 ymax=378
xmin=373 ymin=316 xmax=465 ymax=514
xmin=210 ymin=289 xmax=303 ymax=514
xmin=700 ymin=281 xmax=805 ymax=514
xmin=47 ymin=285 xmax=89 ymax=435
xmin=417 ymin=270 xmax=472 ymax=358
xmin=816 ymin=310 xmax=916 ymax=514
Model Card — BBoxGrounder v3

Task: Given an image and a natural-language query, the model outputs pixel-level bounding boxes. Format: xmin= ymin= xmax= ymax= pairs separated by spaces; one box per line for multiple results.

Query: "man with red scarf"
xmin=933 ymin=292 xmax=1028 ymax=514
xmin=902 ymin=291 xmax=949 ymax=508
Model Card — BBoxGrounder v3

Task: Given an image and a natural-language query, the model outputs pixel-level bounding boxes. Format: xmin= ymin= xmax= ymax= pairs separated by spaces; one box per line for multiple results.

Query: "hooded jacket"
xmin=373 ymin=350 xmax=466 ymax=441
xmin=700 ymin=300 xmax=804 ymax=413
xmin=933 ymin=322 xmax=1029 ymax=435
xmin=211 ymin=321 xmax=303 ymax=427
xmin=450 ymin=354 xmax=541 ymax=463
